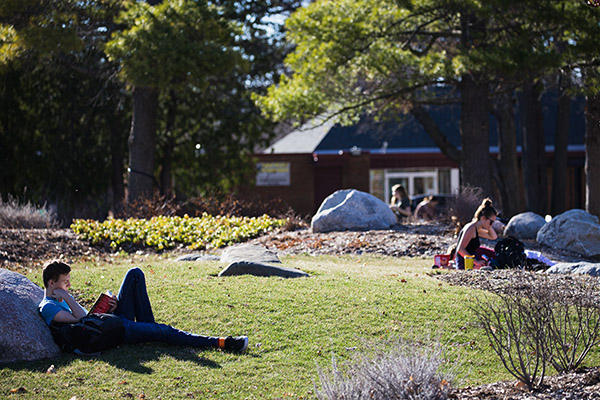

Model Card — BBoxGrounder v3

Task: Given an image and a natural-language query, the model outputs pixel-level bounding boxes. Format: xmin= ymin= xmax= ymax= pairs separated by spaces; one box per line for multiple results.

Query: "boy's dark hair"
xmin=42 ymin=260 xmax=71 ymax=287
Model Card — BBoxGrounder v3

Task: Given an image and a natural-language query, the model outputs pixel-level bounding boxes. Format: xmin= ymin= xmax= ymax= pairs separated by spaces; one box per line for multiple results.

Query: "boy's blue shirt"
xmin=39 ymin=297 xmax=75 ymax=325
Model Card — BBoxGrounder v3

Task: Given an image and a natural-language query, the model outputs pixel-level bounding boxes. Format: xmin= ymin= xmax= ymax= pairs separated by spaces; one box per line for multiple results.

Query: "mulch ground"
xmin=0 ymin=228 xmax=105 ymax=272
xmin=450 ymin=367 xmax=600 ymax=399
xmin=2 ymin=222 xmax=599 ymax=399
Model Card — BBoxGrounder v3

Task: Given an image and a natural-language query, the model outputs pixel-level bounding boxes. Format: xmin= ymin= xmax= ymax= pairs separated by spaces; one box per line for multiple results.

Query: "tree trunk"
xmin=493 ymin=91 xmax=524 ymax=217
xmin=160 ymin=136 xmax=175 ymax=196
xmin=459 ymin=11 xmax=491 ymax=196
xmin=585 ymin=85 xmax=600 ymax=218
xmin=127 ymin=86 xmax=158 ymax=203
xmin=109 ymin=117 xmax=125 ymax=211
xmin=126 ymin=0 xmax=163 ymax=203
xmin=551 ymin=77 xmax=571 ymax=216
xmin=519 ymin=81 xmax=547 ymax=215
xmin=159 ymin=91 xmax=177 ymax=196
xmin=460 ymin=73 xmax=492 ymax=196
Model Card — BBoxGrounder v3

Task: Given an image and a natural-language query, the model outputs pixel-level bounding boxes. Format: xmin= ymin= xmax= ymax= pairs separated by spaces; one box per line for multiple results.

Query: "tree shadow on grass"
xmin=3 ymin=344 xmax=221 ymax=375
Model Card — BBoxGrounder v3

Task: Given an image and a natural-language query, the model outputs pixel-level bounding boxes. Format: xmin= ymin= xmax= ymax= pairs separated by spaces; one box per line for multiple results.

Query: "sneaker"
xmin=222 ymin=336 xmax=248 ymax=352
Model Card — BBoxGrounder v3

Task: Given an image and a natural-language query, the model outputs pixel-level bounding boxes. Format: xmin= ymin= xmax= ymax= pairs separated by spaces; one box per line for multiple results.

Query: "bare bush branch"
xmin=0 ymin=195 xmax=58 ymax=229
xmin=316 ymin=338 xmax=454 ymax=400
xmin=472 ymin=272 xmax=600 ymax=390
xmin=541 ymin=277 xmax=600 ymax=372
xmin=472 ymin=275 xmax=547 ymax=390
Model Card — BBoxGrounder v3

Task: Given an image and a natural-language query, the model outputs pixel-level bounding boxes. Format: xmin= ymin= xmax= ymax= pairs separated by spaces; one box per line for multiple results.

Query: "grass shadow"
xmin=104 ymin=344 xmax=222 ymax=373
xmin=3 ymin=344 xmax=221 ymax=375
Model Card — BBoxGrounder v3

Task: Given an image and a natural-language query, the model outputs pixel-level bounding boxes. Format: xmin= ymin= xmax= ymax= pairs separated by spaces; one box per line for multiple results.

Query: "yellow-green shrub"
xmin=71 ymin=213 xmax=286 ymax=251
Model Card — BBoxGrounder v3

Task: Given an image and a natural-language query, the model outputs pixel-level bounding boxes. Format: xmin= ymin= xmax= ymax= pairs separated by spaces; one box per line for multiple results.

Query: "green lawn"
xmin=0 ymin=253 xmax=561 ymax=399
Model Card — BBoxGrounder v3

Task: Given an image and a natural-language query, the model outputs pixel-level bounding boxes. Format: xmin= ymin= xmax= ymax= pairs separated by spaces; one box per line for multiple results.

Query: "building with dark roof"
xmin=246 ymin=93 xmax=585 ymax=217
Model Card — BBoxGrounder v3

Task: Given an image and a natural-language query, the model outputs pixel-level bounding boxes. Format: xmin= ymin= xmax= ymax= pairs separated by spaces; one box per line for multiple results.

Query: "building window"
xmin=381 ymin=168 xmax=459 ymax=200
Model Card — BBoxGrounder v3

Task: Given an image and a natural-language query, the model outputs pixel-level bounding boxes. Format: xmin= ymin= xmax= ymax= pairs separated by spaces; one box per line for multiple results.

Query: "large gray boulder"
xmin=536 ymin=209 xmax=600 ymax=258
xmin=311 ymin=189 xmax=397 ymax=233
xmin=0 ymin=269 xmax=60 ymax=363
xmin=504 ymin=212 xmax=546 ymax=240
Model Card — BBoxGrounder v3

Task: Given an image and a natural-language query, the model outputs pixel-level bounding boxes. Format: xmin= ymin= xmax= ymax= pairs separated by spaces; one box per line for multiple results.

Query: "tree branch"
xmin=410 ymin=103 xmax=460 ymax=163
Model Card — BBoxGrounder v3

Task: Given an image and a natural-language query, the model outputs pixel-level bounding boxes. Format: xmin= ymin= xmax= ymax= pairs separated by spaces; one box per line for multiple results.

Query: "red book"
xmin=89 ymin=292 xmax=112 ymax=315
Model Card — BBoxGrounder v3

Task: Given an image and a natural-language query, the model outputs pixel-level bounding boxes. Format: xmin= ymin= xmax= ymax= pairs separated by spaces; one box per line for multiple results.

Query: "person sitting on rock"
xmin=39 ymin=260 xmax=248 ymax=352
xmin=390 ymin=184 xmax=411 ymax=220
xmin=414 ymin=195 xmax=440 ymax=221
xmin=454 ymin=198 xmax=498 ymax=270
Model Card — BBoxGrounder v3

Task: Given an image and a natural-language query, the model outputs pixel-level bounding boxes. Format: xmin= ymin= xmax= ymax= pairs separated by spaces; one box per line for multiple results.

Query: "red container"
xmin=433 ymin=254 xmax=450 ymax=268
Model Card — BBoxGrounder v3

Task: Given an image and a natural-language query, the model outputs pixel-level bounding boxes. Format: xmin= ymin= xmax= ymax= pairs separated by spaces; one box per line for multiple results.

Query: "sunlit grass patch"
xmin=7 ymin=254 xmax=597 ymax=399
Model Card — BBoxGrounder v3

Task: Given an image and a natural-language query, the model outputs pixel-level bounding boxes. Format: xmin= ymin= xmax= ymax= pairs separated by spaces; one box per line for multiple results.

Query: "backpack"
xmin=493 ymin=236 xmax=527 ymax=269
xmin=49 ymin=313 xmax=125 ymax=354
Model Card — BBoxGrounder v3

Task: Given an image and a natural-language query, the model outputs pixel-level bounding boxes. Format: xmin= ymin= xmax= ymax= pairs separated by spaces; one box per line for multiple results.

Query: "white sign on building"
xmin=256 ymin=162 xmax=290 ymax=186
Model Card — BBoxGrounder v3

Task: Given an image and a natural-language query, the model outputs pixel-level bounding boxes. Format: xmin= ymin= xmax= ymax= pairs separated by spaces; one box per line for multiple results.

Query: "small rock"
xmin=546 ymin=262 xmax=600 ymax=277
xmin=218 ymin=261 xmax=309 ymax=278
xmin=175 ymin=254 xmax=220 ymax=262
xmin=220 ymin=244 xmax=281 ymax=264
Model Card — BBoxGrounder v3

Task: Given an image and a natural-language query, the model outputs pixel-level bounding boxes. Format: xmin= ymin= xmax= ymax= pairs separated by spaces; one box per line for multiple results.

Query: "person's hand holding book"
xmin=106 ymin=294 xmax=118 ymax=313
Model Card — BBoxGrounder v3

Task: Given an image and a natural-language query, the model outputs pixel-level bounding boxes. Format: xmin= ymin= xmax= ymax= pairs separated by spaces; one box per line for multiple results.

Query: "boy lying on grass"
xmin=39 ymin=260 xmax=248 ymax=352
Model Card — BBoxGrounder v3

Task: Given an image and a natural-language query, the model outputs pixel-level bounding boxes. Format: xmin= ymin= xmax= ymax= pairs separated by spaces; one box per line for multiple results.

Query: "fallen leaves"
xmin=514 ymin=380 xmax=529 ymax=391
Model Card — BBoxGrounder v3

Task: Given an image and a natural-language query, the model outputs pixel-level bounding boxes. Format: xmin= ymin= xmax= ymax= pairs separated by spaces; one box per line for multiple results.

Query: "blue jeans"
xmin=113 ymin=268 xmax=218 ymax=348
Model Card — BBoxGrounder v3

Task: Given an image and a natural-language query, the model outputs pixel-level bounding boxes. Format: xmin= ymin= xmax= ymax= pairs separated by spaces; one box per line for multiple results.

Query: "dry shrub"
xmin=316 ymin=339 xmax=454 ymax=400
xmin=115 ymin=193 xmax=308 ymax=230
xmin=0 ymin=195 xmax=59 ymax=229
xmin=182 ymin=193 xmax=292 ymax=218
xmin=280 ymin=209 xmax=309 ymax=231
xmin=472 ymin=272 xmax=600 ymax=390
xmin=115 ymin=194 xmax=180 ymax=219
xmin=445 ymin=186 xmax=486 ymax=233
